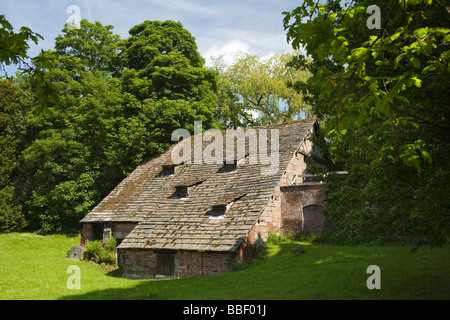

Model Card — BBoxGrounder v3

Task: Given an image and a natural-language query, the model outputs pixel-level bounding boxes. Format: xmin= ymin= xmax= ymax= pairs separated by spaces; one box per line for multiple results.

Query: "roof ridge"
xmin=188 ymin=117 xmax=318 ymax=136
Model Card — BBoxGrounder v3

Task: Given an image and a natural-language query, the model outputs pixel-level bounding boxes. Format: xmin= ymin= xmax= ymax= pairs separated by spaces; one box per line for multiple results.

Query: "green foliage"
xmin=0 ymin=79 xmax=27 ymax=232
xmin=105 ymin=236 xmax=116 ymax=252
xmin=54 ymin=19 xmax=122 ymax=74
xmin=0 ymin=15 xmax=42 ymax=67
xmin=267 ymin=232 xmax=296 ymax=245
xmin=9 ymin=19 xmax=220 ymax=234
xmin=120 ymin=20 xmax=217 ymax=103
xmin=22 ymin=70 xmax=128 ymax=232
xmin=267 ymin=231 xmax=317 ymax=245
xmin=283 ymin=0 xmax=449 ymax=166
xmin=0 ymin=14 xmax=60 ymax=114
xmin=230 ymin=259 xmax=248 ymax=272
xmin=83 ymin=240 xmax=103 ymax=261
xmin=0 ymin=186 xmax=25 ymax=233
xmin=212 ymin=52 xmax=311 ymax=128
xmin=283 ymin=0 xmax=450 ymax=247
xmin=84 ymin=237 xmax=116 ymax=265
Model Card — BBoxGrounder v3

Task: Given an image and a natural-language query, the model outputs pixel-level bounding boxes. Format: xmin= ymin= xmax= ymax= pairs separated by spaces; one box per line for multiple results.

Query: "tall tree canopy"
xmin=212 ymin=52 xmax=311 ymax=128
xmin=0 ymin=79 xmax=27 ymax=232
xmin=53 ymin=19 xmax=122 ymax=74
xmin=15 ymin=19 xmax=220 ymax=234
xmin=283 ymin=0 xmax=450 ymax=246
xmin=120 ymin=20 xmax=217 ymax=102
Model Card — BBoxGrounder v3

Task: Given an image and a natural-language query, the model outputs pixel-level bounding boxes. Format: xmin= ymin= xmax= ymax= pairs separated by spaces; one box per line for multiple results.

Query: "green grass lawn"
xmin=0 ymin=232 xmax=449 ymax=300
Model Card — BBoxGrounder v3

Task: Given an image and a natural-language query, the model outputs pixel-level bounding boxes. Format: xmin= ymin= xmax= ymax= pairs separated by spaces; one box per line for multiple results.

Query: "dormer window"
xmin=161 ymin=165 xmax=175 ymax=176
xmin=208 ymin=194 xmax=245 ymax=219
xmin=221 ymin=160 xmax=237 ymax=173
xmin=173 ymin=179 xmax=205 ymax=199
xmin=209 ymin=205 xmax=227 ymax=219
xmin=174 ymin=186 xmax=189 ymax=199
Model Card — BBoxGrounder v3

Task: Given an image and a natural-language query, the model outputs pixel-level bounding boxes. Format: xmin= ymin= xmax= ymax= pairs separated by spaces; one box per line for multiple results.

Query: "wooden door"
xmin=156 ymin=252 xmax=175 ymax=275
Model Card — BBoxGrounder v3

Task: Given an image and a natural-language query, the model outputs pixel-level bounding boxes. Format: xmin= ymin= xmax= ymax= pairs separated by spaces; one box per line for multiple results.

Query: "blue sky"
xmin=1 ymin=0 xmax=302 ymax=74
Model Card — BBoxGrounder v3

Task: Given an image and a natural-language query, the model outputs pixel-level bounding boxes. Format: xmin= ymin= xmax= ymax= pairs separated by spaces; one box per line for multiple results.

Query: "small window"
xmin=161 ymin=165 xmax=175 ymax=176
xmin=210 ymin=205 xmax=227 ymax=219
xmin=221 ymin=160 xmax=237 ymax=173
xmin=172 ymin=180 xmax=205 ymax=200
xmin=174 ymin=186 xmax=189 ymax=199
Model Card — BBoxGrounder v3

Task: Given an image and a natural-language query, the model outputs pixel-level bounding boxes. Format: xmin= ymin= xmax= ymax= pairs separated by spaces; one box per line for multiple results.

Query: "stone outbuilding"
xmin=80 ymin=118 xmax=329 ymax=279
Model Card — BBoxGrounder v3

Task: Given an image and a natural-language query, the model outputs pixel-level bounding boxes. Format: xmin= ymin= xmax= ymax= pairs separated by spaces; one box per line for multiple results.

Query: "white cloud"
xmin=203 ymin=39 xmax=251 ymax=67
xmin=201 ymin=29 xmax=292 ymax=67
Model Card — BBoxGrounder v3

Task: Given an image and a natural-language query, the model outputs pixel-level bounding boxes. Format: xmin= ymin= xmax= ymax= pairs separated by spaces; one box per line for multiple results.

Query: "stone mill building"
xmin=80 ymin=118 xmax=329 ymax=279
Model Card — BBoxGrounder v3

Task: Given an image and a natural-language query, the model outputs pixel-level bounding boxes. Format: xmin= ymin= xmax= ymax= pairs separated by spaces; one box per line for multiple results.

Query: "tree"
xmin=53 ymin=19 xmax=123 ymax=75
xmin=212 ymin=52 xmax=311 ymax=128
xmin=0 ymin=14 xmax=59 ymax=114
xmin=20 ymin=19 xmax=221 ymax=233
xmin=283 ymin=0 xmax=450 ymax=246
xmin=0 ymin=15 xmax=41 ymax=69
xmin=0 ymin=78 xmax=27 ymax=232
xmin=120 ymin=20 xmax=217 ymax=103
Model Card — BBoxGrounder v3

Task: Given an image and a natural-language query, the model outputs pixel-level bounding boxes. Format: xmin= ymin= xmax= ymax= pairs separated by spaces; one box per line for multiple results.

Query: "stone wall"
xmin=80 ymin=222 xmax=138 ymax=246
xmin=114 ymin=223 xmax=138 ymax=241
xmin=118 ymin=249 xmax=236 ymax=279
xmin=80 ymin=223 xmax=93 ymax=245
xmin=280 ymin=183 xmax=326 ymax=237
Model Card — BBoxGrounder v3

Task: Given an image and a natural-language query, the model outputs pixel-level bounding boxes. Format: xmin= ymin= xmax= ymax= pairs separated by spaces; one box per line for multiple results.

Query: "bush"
xmin=231 ymin=260 xmax=248 ymax=272
xmin=84 ymin=240 xmax=103 ymax=261
xmin=105 ymin=236 xmax=116 ymax=252
xmin=84 ymin=237 xmax=116 ymax=265
xmin=267 ymin=232 xmax=295 ymax=245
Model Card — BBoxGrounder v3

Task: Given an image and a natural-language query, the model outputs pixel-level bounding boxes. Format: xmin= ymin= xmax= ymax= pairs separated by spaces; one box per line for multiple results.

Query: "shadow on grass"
xmin=58 ymin=241 xmax=315 ymax=300
xmin=60 ymin=285 xmax=159 ymax=300
xmin=58 ymin=241 xmax=450 ymax=300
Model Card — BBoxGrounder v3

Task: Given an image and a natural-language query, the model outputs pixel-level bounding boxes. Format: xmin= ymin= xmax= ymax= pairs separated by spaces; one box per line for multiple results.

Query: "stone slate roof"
xmin=81 ymin=118 xmax=318 ymax=252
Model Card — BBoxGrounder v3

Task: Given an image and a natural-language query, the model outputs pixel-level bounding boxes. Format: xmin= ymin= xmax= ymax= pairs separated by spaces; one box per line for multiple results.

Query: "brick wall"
xmin=118 ymin=249 xmax=236 ymax=279
xmin=280 ymin=183 xmax=326 ymax=237
xmin=248 ymin=152 xmax=306 ymax=245
xmin=252 ymin=185 xmax=281 ymax=243
xmin=176 ymin=251 xmax=235 ymax=277
xmin=279 ymin=151 xmax=306 ymax=186
xmin=303 ymin=204 xmax=326 ymax=236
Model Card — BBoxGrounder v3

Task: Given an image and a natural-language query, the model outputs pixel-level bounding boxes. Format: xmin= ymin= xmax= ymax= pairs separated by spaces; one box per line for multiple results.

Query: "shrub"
xmin=299 ymin=234 xmax=316 ymax=243
xmin=105 ymin=236 xmax=116 ymax=252
xmin=267 ymin=232 xmax=295 ymax=245
xmin=84 ymin=240 xmax=102 ymax=260
xmin=231 ymin=260 xmax=248 ymax=272
xmin=84 ymin=237 xmax=116 ymax=265
xmin=97 ymin=248 xmax=116 ymax=266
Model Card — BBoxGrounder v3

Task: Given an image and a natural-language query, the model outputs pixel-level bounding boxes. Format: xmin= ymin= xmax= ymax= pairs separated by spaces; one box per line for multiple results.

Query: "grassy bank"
xmin=0 ymin=233 xmax=448 ymax=300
